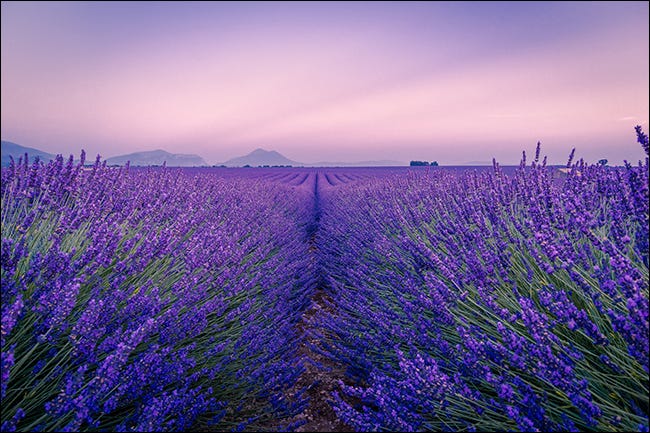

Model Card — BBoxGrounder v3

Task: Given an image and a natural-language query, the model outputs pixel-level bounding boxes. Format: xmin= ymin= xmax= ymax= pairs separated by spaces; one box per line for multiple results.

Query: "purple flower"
xmin=635 ymin=125 xmax=649 ymax=156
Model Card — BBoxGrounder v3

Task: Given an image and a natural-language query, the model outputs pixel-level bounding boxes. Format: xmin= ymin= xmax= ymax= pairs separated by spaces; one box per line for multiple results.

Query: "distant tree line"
xmin=410 ymin=160 xmax=439 ymax=166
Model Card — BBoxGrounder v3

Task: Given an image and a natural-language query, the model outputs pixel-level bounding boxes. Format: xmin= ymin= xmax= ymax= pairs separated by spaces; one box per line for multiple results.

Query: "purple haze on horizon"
xmin=1 ymin=1 xmax=648 ymax=165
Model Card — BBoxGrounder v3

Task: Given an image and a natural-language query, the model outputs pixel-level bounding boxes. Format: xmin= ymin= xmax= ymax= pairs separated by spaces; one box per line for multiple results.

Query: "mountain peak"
xmin=222 ymin=148 xmax=299 ymax=167
xmin=249 ymin=148 xmax=281 ymax=156
xmin=105 ymin=149 xmax=207 ymax=166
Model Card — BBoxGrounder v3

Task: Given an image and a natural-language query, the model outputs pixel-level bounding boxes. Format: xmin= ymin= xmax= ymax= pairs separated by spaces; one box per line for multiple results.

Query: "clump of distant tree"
xmin=410 ymin=160 xmax=439 ymax=166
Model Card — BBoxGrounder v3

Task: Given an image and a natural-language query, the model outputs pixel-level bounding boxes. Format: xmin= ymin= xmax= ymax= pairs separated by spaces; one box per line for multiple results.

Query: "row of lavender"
xmin=316 ymin=139 xmax=649 ymax=431
xmin=1 ymin=155 xmax=317 ymax=431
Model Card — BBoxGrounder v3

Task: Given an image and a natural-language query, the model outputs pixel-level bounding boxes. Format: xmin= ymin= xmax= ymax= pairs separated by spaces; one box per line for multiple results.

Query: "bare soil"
xmin=286 ymin=289 xmax=354 ymax=433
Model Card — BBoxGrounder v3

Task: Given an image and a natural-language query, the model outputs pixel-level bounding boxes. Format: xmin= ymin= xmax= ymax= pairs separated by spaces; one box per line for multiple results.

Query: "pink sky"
xmin=1 ymin=2 xmax=648 ymax=164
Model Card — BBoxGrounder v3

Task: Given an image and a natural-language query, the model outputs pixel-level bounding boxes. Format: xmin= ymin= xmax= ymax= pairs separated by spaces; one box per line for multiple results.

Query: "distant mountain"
xmin=1 ymin=140 xmax=55 ymax=166
xmin=220 ymin=148 xmax=407 ymax=167
xmin=106 ymin=150 xmax=207 ymax=167
xmin=221 ymin=148 xmax=301 ymax=167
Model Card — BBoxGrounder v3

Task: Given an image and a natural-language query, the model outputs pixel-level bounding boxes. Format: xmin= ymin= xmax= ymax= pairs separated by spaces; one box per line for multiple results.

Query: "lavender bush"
xmin=316 ymin=139 xmax=648 ymax=431
xmin=1 ymin=128 xmax=648 ymax=432
xmin=1 ymin=155 xmax=314 ymax=431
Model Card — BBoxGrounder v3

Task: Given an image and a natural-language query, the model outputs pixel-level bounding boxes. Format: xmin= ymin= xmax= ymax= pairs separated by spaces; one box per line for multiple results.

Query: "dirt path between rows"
xmin=286 ymin=173 xmax=353 ymax=432
xmin=286 ymin=289 xmax=353 ymax=432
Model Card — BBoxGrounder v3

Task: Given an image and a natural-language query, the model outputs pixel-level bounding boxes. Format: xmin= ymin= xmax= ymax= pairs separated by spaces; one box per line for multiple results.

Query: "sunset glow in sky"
xmin=1 ymin=1 xmax=648 ymax=164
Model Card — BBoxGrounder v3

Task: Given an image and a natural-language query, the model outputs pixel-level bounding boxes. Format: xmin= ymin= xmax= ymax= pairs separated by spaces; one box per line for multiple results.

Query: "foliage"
xmin=317 ymin=139 xmax=649 ymax=431
xmin=2 ymin=128 xmax=648 ymax=432
xmin=1 ymin=155 xmax=314 ymax=431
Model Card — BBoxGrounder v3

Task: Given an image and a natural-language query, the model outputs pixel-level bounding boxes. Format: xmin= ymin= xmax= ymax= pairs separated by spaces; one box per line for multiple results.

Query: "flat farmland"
xmin=1 ymin=146 xmax=648 ymax=432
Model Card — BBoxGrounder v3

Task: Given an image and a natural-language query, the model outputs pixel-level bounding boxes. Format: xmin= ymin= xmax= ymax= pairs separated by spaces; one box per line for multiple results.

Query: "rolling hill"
xmin=1 ymin=141 xmax=55 ymax=166
xmin=221 ymin=148 xmax=300 ymax=167
xmin=105 ymin=150 xmax=207 ymax=166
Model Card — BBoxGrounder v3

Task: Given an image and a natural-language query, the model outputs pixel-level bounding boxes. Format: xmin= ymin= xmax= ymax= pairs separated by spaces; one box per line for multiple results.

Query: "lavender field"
xmin=1 ymin=133 xmax=648 ymax=432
